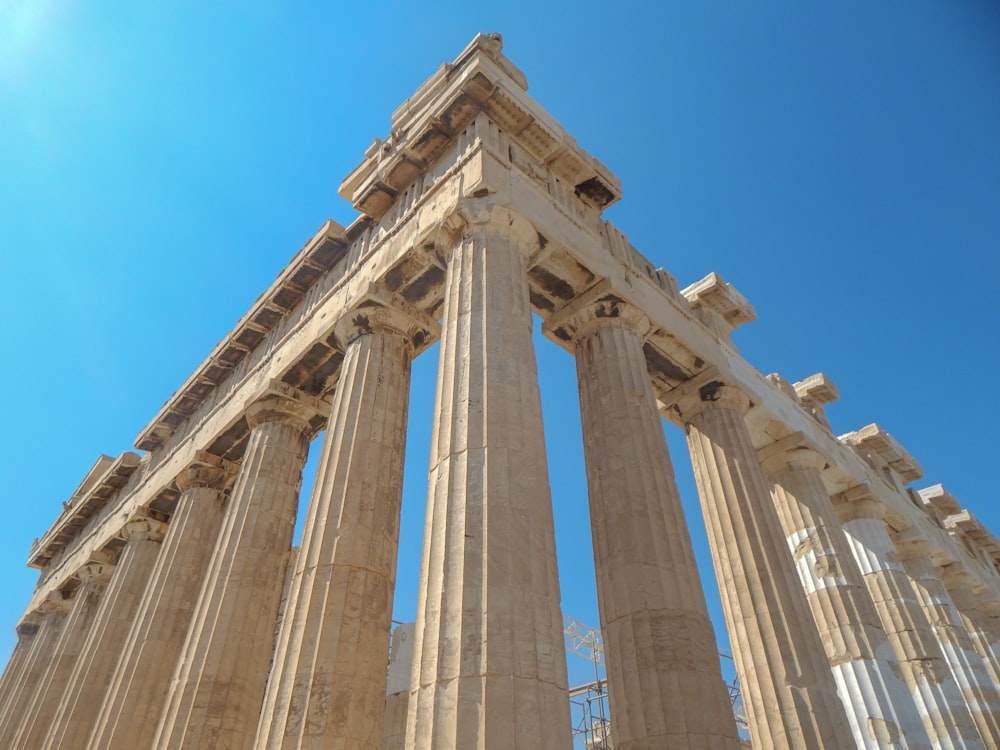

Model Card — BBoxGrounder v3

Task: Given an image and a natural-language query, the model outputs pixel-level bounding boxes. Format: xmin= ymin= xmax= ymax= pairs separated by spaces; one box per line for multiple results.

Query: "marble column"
xmin=761 ymin=441 xmax=929 ymax=749
xmin=256 ymin=300 xmax=433 ymax=750
xmin=900 ymin=554 xmax=1000 ymax=749
xmin=406 ymin=204 xmax=571 ymax=750
xmin=0 ymin=618 xmax=40 ymax=726
xmin=549 ymin=295 xmax=739 ymax=750
xmin=87 ymin=459 xmax=234 ymax=750
xmin=834 ymin=491 xmax=984 ymax=749
xmin=941 ymin=576 xmax=1000 ymax=693
xmin=12 ymin=560 xmax=114 ymax=749
xmin=42 ymin=518 xmax=167 ymax=750
xmin=0 ymin=610 xmax=55 ymax=743
xmin=153 ymin=386 xmax=322 ymax=750
xmin=668 ymin=377 xmax=849 ymax=750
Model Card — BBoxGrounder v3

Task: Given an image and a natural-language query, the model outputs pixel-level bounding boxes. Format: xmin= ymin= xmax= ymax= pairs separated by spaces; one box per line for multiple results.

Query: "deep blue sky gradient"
xmin=2 ymin=2 xmax=998 ymax=692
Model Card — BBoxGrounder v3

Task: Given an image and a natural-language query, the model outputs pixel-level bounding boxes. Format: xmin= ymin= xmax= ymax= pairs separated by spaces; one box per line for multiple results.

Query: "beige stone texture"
xmin=0 ymin=622 xmax=37 ymax=731
xmin=152 ymin=388 xmax=321 ymax=750
xmin=761 ymin=440 xmax=930 ymax=749
xmin=546 ymin=292 xmax=739 ymax=750
xmin=41 ymin=518 xmax=166 ymax=750
xmin=0 ymin=608 xmax=63 ymax=745
xmin=383 ymin=692 xmax=409 ymax=750
xmin=942 ymin=577 xmax=1000 ymax=694
xmin=405 ymin=203 xmax=571 ymax=750
xmin=901 ymin=554 xmax=1000 ymax=748
xmin=11 ymin=560 xmax=113 ymax=749
xmin=836 ymin=494 xmax=985 ymax=749
xmin=86 ymin=461 xmax=234 ymax=749
xmin=669 ymin=378 xmax=850 ymax=750
xmin=257 ymin=300 xmax=434 ymax=750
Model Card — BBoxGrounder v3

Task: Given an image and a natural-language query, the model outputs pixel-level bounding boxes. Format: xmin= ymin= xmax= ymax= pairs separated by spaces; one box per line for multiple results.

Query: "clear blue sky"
xmin=2 ymin=1 xmax=998 ymax=695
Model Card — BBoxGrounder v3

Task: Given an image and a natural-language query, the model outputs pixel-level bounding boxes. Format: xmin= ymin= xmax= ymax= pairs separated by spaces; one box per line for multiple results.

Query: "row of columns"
xmin=1 ymin=203 xmax=998 ymax=750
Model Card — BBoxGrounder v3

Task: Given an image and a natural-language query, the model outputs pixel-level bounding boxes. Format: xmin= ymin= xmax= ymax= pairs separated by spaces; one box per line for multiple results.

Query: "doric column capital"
xmin=244 ymin=381 xmax=327 ymax=435
xmin=36 ymin=591 xmax=71 ymax=616
xmin=831 ymin=484 xmax=887 ymax=523
xmin=662 ymin=369 xmax=751 ymax=424
xmin=16 ymin=612 xmax=44 ymax=638
xmin=121 ymin=518 xmax=168 ymax=544
xmin=542 ymin=282 xmax=651 ymax=343
xmin=77 ymin=560 xmax=114 ymax=585
xmin=757 ymin=434 xmax=827 ymax=476
xmin=454 ymin=198 xmax=541 ymax=259
xmin=333 ymin=289 xmax=440 ymax=352
xmin=175 ymin=457 xmax=238 ymax=494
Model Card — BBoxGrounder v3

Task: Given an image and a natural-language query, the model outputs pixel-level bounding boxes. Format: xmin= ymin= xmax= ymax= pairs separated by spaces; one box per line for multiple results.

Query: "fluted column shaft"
xmin=945 ymin=583 xmax=1000 ymax=692
xmin=675 ymin=381 xmax=849 ymax=750
xmin=153 ymin=390 xmax=318 ymax=750
xmin=764 ymin=449 xmax=929 ymax=749
xmin=0 ymin=621 xmax=38 ymax=726
xmin=257 ymin=303 xmax=422 ymax=750
xmin=12 ymin=560 xmax=113 ymax=749
xmin=406 ymin=206 xmax=571 ymax=750
xmin=836 ymin=498 xmax=984 ymax=749
xmin=565 ymin=302 xmax=738 ymax=750
xmin=0 ymin=611 xmax=57 ymax=743
xmin=42 ymin=519 xmax=166 ymax=750
xmin=87 ymin=464 xmax=232 ymax=749
xmin=902 ymin=556 xmax=1000 ymax=748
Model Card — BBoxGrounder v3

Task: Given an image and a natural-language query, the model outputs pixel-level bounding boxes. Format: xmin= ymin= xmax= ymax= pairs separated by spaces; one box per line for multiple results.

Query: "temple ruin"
xmin=2 ymin=33 xmax=999 ymax=750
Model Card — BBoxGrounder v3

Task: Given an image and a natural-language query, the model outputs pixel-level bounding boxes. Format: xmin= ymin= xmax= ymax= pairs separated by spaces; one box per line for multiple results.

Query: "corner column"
xmin=0 ymin=617 xmax=41 ymax=725
xmin=545 ymin=294 xmax=739 ymax=750
xmin=0 ymin=610 xmax=57 ymax=742
xmin=760 ymin=440 xmax=929 ymax=748
xmin=667 ymin=377 xmax=849 ymax=750
xmin=153 ymin=385 xmax=323 ymax=750
xmin=42 ymin=517 xmax=167 ymax=750
xmin=256 ymin=298 xmax=435 ymax=750
xmin=834 ymin=490 xmax=984 ymax=749
xmin=406 ymin=203 xmax=571 ymax=750
xmin=899 ymin=552 xmax=1000 ymax=748
xmin=11 ymin=560 xmax=114 ymax=749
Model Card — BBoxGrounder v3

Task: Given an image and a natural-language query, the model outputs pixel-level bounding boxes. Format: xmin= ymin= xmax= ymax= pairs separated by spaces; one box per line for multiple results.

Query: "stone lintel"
xmin=680 ymin=272 xmax=756 ymax=342
xmin=134 ymin=219 xmax=349 ymax=454
xmin=944 ymin=510 xmax=1000 ymax=568
xmin=838 ymin=423 xmax=923 ymax=484
xmin=339 ymin=33 xmax=620 ymax=220
xmin=794 ymin=372 xmax=839 ymax=405
xmin=66 ymin=455 xmax=116 ymax=506
xmin=917 ymin=483 xmax=962 ymax=521
xmin=29 ymin=451 xmax=143 ymax=570
xmin=792 ymin=373 xmax=837 ymax=433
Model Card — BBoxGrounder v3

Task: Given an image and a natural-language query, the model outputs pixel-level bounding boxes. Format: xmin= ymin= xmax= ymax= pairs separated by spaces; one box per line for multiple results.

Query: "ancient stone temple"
xmin=2 ymin=33 xmax=1000 ymax=750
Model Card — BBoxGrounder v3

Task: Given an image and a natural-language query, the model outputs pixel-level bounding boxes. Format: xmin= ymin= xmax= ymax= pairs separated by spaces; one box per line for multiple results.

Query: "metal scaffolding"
xmin=563 ymin=613 xmax=750 ymax=748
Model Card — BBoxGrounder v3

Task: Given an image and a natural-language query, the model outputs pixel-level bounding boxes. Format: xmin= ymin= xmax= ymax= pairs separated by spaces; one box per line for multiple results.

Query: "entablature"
xmin=135 ymin=219 xmax=349 ymax=454
xmin=29 ymin=451 xmax=141 ymax=569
